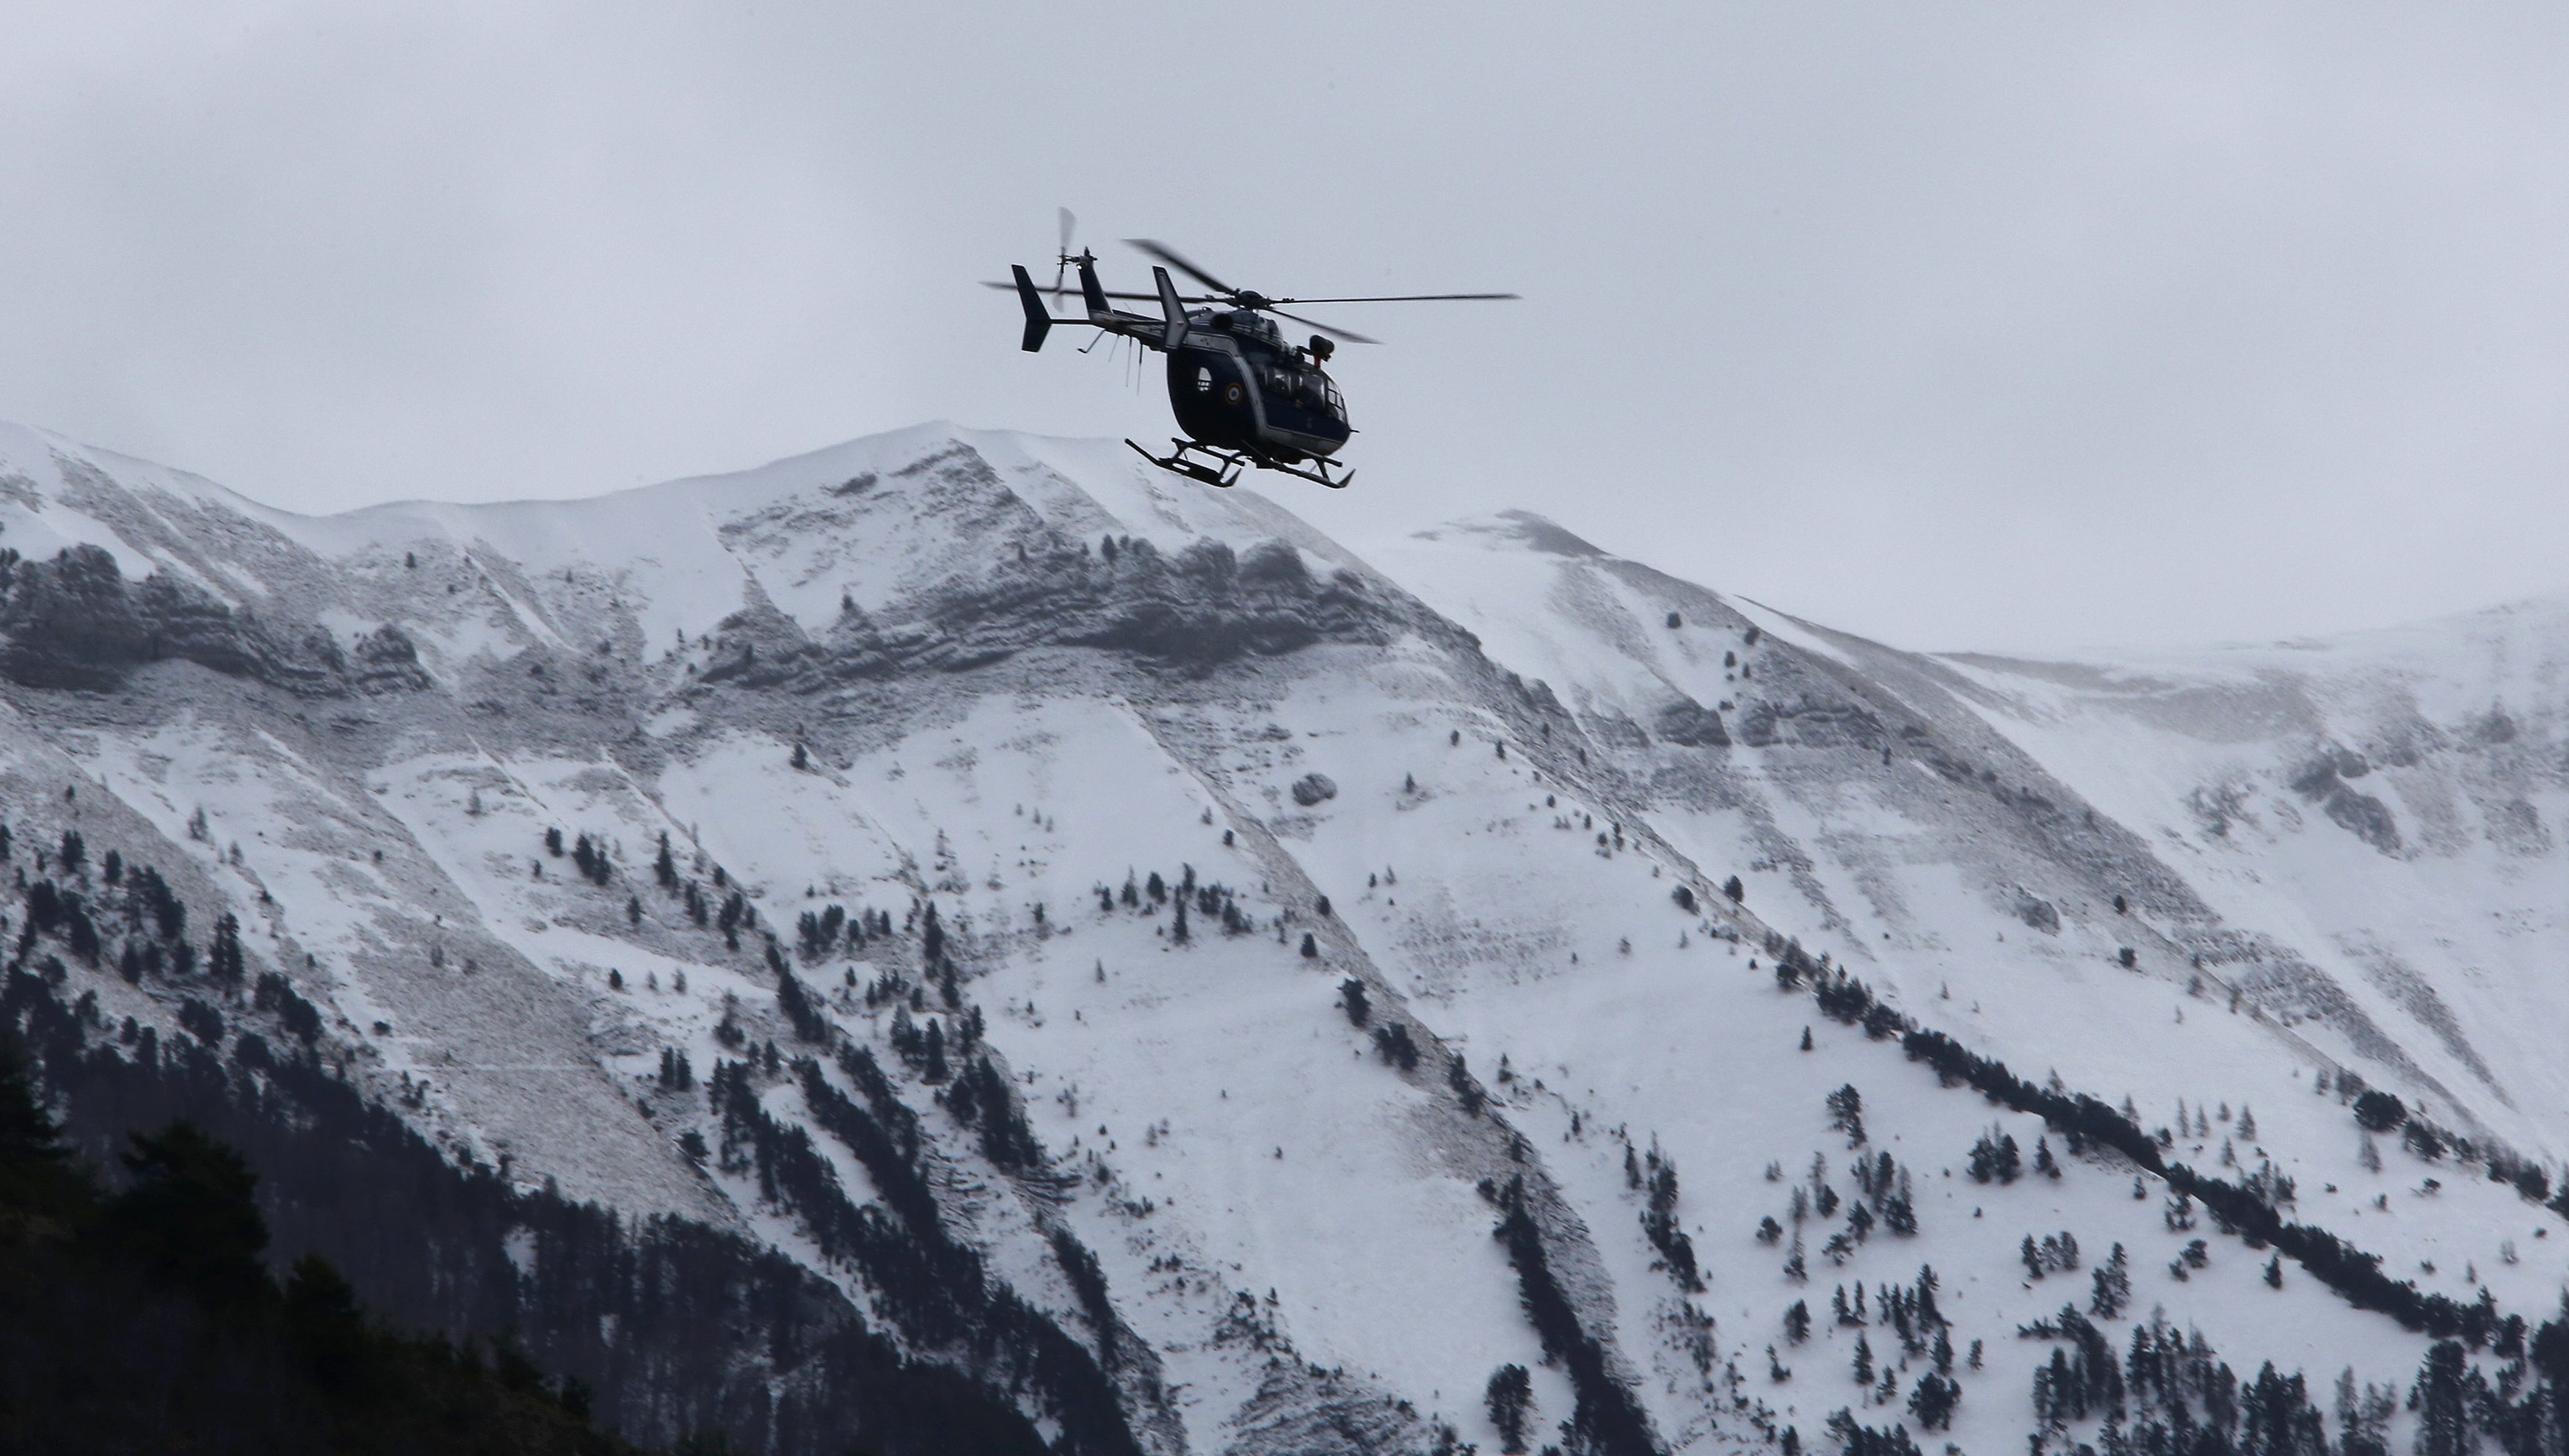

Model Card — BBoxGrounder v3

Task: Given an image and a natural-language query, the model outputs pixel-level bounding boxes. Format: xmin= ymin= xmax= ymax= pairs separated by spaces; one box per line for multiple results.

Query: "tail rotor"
xmin=1051 ymin=208 xmax=1078 ymax=308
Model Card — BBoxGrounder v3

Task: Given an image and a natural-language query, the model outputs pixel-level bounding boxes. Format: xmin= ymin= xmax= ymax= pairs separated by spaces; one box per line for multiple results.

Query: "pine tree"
xmin=207 ymin=913 xmax=245 ymax=986
xmin=283 ymin=1253 xmax=366 ymax=1391
xmin=1827 ymin=1085 xmax=1867 ymax=1147
xmin=1339 ymin=979 xmax=1369 ymax=1026
xmin=2089 ymin=1243 xmax=2130 ymax=1318
xmin=1853 ymin=1333 xmax=1873 ymax=1386
xmin=0 ymin=1041 xmax=84 ymax=1221
xmin=1908 ymin=1371 xmax=1961 ymax=1432
xmin=920 ymin=903 xmax=945 ymax=965
xmin=2409 ymin=1342 xmax=2471 ymax=1456
xmin=1785 ymin=1300 xmax=1812 ymax=1344
xmin=1371 ymin=1024 xmax=1419 ymax=1071
xmin=1485 ymin=1364 xmax=1533 ymax=1455
xmin=101 ymin=1121 xmax=272 ymax=1309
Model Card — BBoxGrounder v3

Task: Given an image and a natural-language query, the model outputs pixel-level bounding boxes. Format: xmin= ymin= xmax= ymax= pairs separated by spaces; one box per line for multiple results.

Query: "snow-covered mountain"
xmin=3 ymin=418 xmax=2564 ymax=1456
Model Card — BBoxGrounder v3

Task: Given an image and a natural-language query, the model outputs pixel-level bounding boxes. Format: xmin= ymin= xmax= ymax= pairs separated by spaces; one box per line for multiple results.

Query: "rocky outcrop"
xmin=1733 ymin=693 xmax=1884 ymax=750
xmin=0 ymin=544 xmax=382 ymax=696
xmin=2292 ymin=747 xmax=2405 ymax=856
xmin=1652 ymin=697 xmax=1730 ymax=748
xmin=348 ymin=625 xmax=432 ymax=694
xmin=931 ymin=536 xmax=1384 ymax=671
xmin=684 ymin=536 xmax=1392 ymax=696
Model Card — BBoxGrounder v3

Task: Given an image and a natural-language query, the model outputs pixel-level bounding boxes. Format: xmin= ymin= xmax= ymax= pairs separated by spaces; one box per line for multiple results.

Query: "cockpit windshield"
xmin=1296 ymin=371 xmax=1345 ymax=420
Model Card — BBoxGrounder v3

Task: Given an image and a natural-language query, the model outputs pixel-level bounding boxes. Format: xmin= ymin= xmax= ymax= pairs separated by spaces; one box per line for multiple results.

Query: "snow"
xmin=4 ymin=412 xmax=2563 ymax=1455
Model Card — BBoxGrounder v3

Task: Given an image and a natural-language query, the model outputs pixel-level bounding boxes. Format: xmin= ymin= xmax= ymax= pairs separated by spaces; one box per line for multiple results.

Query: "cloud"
xmin=2 ymin=2 xmax=2564 ymax=652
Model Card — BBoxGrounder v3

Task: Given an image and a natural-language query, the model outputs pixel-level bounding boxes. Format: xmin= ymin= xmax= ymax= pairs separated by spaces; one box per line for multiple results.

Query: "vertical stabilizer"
xmin=1152 ymin=266 xmax=1189 ymax=350
xmin=1078 ymin=255 xmax=1110 ymax=320
xmin=1011 ymin=266 xmax=1052 ymax=353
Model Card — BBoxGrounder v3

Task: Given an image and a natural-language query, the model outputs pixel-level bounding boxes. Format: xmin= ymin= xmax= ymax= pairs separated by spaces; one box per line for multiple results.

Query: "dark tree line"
xmin=1773 ymin=928 xmax=2569 ymax=1455
xmin=5 ymin=964 xmax=1062 ymax=1455
xmin=0 ymin=814 xmax=1129 ymax=1456
xmin=1773 ymin=944 xmax=2522 ymax=1348
xmin=1897 ymin=1019 xmax=2514 ymax=1346
xmin=2014 ymin=1304 xmax=2569 ymax=1456
xmin=1484 ymin=1173 xmax=1658 ymax=1456
xmin=0 ymin=1038 xmax=642 ymax=1455
xmin=702 ymin=1049 xmax=1141 ymax=1455
xmin=1631 ymin=1139 xmax=1703 ymax=1292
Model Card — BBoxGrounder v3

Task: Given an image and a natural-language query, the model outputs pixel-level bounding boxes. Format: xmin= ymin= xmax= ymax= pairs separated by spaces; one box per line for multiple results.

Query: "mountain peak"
xmin=1406 ymin=508 xmax=1610 ymax=559
xmin=6 ymin=421 xmax=2568 ymax=1456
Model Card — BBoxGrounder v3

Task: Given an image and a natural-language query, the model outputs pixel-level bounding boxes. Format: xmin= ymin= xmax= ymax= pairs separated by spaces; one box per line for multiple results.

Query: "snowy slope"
xmin=2 ymin=420 xmax=2563 ymax=1456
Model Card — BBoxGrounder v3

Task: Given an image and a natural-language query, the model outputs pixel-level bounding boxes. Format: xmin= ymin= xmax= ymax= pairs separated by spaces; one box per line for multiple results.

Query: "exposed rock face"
xmin=1651 ymin=698 xmax=1729 ymax=748
xmin=2291 ymin=748 xmax=2405 ymax=856
xmin=909 ymin=537 xmax=1381 ymax=673
xmin=1732 ymin=694 xmax=1883 ymax=750
xmin=349 ymin=625 xmax=432 ymax=694
xmin=689 ymin=538 xmax=1384 ymax=693
xmin=7 ymin=421 xmax=2569 ymax=1456
xmin=0 ymin=543 xmax=387 ymax=695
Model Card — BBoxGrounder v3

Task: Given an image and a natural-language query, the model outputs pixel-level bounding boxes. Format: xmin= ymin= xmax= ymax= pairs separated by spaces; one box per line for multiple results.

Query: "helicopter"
xmin=995 ymin=214 xmax=1515 ymax=489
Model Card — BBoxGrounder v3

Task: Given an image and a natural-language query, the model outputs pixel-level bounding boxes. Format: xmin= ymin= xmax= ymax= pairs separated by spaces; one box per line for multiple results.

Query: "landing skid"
xmin=1125 ymin=438 xmax=1353 ymax=490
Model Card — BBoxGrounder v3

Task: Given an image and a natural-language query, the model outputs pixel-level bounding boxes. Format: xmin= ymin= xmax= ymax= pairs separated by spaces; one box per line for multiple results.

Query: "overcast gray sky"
xmin=4 ymin=2 xmax=2565 ymax=655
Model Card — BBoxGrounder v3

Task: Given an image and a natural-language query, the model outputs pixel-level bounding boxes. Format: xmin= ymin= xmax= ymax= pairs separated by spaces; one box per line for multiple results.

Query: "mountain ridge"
xmin=2 ymin=415 xmax=2565 ymax=1456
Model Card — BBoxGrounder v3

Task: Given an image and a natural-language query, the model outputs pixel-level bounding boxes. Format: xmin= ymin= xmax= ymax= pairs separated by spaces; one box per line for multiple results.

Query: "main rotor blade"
xmin=1269 ymin=292 xmax=1520 ymax=304
xmin=981 ymin=281 xmax=1221 ymax=304
xmin=1124 ymin=239 xmax=1233 ymax=296
xmin=1270 ymin=308 xmax=1380 ymax=345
